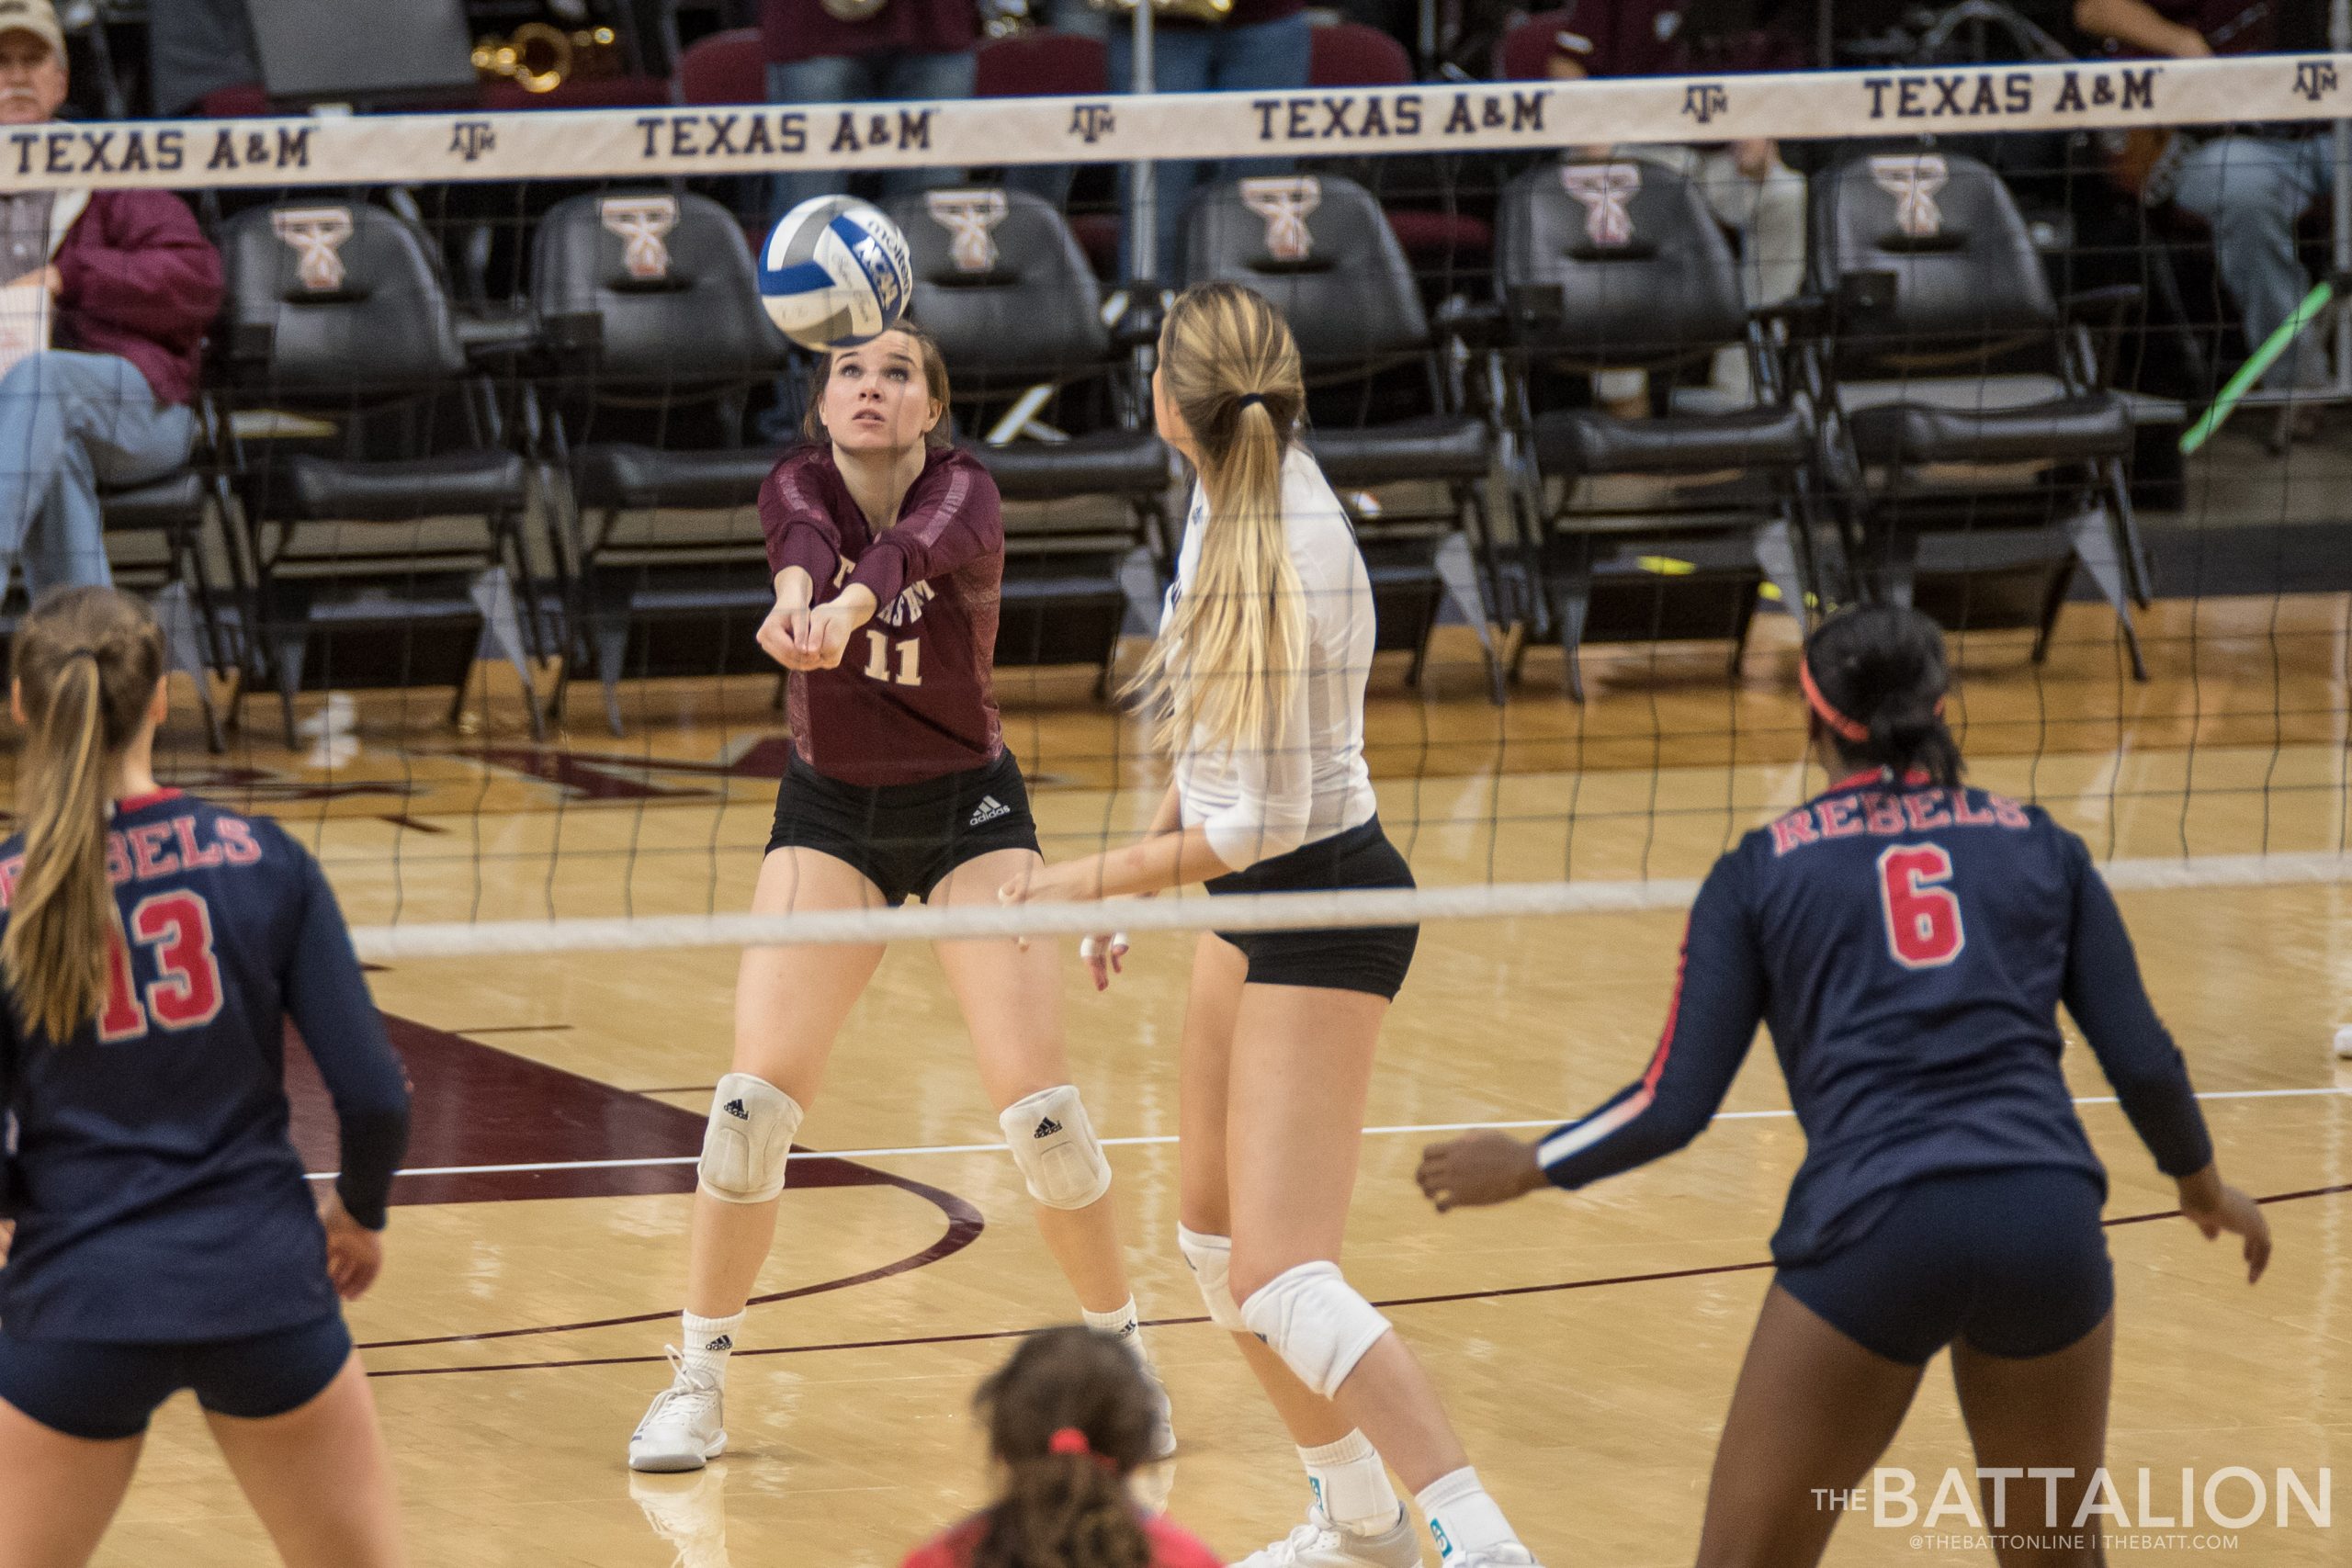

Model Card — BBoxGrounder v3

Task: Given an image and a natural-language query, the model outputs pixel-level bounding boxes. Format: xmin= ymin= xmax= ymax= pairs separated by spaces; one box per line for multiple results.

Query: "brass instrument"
xmin=471 ymin=22 xmax=621 ymax=96
xmin=1087 ymin=0 xmax=1235 ymax=24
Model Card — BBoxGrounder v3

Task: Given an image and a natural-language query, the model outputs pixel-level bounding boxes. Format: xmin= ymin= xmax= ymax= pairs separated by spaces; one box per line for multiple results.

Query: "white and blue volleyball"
xmin=758 ymin=197 xmax=913 ymax=350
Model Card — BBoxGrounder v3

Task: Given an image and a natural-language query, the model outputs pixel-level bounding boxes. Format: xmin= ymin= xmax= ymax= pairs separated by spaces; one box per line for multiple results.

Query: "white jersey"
xmin=1164 ymin=446 xmax=1379 ymax=871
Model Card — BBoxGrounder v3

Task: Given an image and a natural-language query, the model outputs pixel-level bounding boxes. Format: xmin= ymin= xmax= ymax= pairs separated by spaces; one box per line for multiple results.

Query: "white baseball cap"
xmin=0 ymin=0 xmax=63 ymax=60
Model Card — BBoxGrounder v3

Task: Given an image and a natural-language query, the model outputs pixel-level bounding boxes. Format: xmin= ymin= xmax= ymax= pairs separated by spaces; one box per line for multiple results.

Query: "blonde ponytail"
xmin=1129 ymin=283 xmax=1309 ymax=761
xmin=4 ymin=588 xmax=166 ymax=1043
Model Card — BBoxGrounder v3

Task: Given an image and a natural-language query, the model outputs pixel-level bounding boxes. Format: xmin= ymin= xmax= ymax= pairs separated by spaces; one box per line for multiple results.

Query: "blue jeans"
xmin=766 ymin=51 xmax=978 ymax=223
xmin=0 ymin=351 xmax=193 ymax=601
xmin=1109 ymin=12 xmax=1313 ymax=281
xmin=2173 ymin=133 xmax=2338 ymax=390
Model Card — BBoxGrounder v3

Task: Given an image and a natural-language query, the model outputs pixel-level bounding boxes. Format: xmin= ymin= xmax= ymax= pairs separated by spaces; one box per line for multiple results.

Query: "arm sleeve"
xmin=760 ymin=458 xmax=847 ymax=589
xmin=2059 ymin=833 xmax=2213 ymax=1177
xmin=843 ymin=453 xmax=1003 ymax=610
xmin=1538 ymin=854 xmax=1767 ymax=1190
xmin=280 ymin=845 xmax=411 ymax=1229
xmin=55 ymin=194 xmax=222 ymax=348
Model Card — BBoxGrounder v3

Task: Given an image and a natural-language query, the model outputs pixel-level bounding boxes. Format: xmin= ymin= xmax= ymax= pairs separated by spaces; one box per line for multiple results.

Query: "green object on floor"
xmin=2179 ymin=279 xmax=2335 ymax=456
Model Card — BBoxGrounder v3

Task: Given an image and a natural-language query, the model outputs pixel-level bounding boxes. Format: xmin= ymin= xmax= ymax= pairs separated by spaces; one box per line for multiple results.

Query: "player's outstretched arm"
xmin=1419 ymin=856 xmax=1764 ymax=1211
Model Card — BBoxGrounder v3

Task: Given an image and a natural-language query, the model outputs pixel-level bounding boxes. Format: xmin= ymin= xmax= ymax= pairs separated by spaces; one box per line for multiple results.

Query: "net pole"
xmin=1128 ymin=2 xmax=1158 ymax=288
xmin=2335 ymin=0 xmax=2351 ymax=387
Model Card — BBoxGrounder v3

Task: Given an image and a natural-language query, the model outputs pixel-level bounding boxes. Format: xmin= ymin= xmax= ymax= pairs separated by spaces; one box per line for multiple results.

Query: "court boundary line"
xmin=363 ymin=1181 xmax=2352 ymax=1380
xmin=308 ymin=1085 xmax=2352 ymax=1183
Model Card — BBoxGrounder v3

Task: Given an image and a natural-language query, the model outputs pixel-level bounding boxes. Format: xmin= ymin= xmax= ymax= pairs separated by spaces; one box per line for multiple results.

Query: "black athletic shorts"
xmin=1776 ymin=1166 xmax=2114 ymax=1366
xmin=0 ymin=1313 xmax=354 ymax=1441
xmin=1205 ymin=817 xmax=1418 ymax=999
xmin=766 ymin=750 xmax=1041 ymax=906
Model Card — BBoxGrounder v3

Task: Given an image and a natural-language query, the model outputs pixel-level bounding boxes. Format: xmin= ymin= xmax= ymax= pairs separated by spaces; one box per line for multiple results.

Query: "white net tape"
xmin=3 ymin=54 xmax=2344 ymax=193
xmin=346 ymin=852 xmax=2352 ymax=961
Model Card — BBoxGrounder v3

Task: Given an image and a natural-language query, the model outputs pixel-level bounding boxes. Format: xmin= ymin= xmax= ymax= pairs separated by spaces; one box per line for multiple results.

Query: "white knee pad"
xmin=1239 ymin=1260 xmax=1394 ymax=1400
xmin=1177 ymin=1225 xmax=1245 ymax=1331
xmin=698 ymin=1073 xmax=803 ymax=1204
xmin=999 ymin=1084 xmax=1113 ymax=1211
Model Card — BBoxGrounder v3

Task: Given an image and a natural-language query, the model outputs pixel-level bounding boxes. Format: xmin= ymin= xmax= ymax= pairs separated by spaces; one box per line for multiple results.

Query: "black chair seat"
xmin=282 ymin=450 xmax=528 ymax=522
xmin=571 ymin=444 xmax=779 ymax=512
xmin=967 ymin=432 xmax=1170 ymax=502
xmin=1308 ymin=415 xmax=1491 ymax=487
xmin=1846 ymin=394 xmax=2132 ymax=467
xmin=1532 ymin=404 xmax=1814 ymax=479
xmin=100 ymin=470 xmax=206 ymax=529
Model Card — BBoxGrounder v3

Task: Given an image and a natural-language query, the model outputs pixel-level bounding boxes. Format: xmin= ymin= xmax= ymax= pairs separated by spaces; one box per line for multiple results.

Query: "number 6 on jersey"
xmin=1877 ymin=843 xmax=1964 ymax=968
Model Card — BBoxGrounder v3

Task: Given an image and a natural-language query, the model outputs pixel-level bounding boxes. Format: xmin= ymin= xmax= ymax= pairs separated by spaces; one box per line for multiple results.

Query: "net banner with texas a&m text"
xmin=0 ymin=52 xmax=2344 ymax=193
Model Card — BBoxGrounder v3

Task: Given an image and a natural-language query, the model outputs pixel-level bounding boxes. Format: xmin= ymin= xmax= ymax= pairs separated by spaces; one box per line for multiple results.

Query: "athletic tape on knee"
xmin=1240 ymin=1261 xmax=1394 ymax=1400
xmin=999 ymin=1084 xmax=1113 ymax=1210
xmin=698 ymin=1073 xmax=803 ymax=1203
xmin=1177 ymin=1225 xmax=1245 ymax=1331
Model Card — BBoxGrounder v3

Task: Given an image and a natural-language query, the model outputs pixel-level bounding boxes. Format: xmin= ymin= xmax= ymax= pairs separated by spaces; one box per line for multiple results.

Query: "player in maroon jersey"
xmin=628 ymin=325 xmax=1169 ymax=1479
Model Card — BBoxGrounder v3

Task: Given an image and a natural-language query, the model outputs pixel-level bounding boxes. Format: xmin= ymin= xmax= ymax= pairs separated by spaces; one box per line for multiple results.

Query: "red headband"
xmin=1799 ymin=658 xmax=1871 ymax=743
xmin=1046 ymin=1427 xmax=1118 ymax=1472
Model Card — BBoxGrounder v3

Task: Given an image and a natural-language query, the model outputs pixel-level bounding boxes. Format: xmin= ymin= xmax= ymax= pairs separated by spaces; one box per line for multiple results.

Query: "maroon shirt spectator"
xmin=763 ymin=0 xmax=975 ymax=67
xmin=51 ymin=191 xmax=220 ymax=409
xmin=2078 ymin=0 xmax=2277 ymax=57
xmin=761 ymin=443 xmax=1006 ymax=786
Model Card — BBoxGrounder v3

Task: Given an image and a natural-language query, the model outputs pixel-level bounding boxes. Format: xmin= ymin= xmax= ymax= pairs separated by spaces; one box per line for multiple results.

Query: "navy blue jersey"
xmin=0 ymin=790 xmax=409 ymax=1343
xmin=1536 ymin=771 xmax=2212 ymax=1266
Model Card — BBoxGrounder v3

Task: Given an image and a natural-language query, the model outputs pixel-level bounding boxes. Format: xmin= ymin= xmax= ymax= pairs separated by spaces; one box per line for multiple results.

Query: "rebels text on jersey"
xmin=761 ymin=444 xmax=1006 ymax=787
xmin=1533 ymin=771 xmax=2211 ymax=1266
xmin=0 ymin=790 xmax=409 ymax=1343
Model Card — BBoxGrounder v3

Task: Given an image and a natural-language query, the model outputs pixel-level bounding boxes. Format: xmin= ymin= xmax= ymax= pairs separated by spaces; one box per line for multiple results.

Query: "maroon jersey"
xmin=760 ymin=443 xmax=1006 ymax=787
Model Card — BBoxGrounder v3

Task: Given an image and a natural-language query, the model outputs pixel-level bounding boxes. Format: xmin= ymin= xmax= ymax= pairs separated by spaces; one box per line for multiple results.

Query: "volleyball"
xmin=757 ymin=196 xmax=913 ymax=351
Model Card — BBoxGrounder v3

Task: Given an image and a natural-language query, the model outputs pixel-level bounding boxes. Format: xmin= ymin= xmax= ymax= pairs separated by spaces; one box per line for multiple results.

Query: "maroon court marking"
xmin=368 ymin=1182 xmax=2351 ymax=1380
xmin=283 ymin=1016 xmax=984 ymax=1348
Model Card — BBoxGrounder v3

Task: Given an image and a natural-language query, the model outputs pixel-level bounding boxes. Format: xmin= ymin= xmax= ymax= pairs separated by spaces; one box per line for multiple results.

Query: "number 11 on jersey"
xmin=1878 ymin=843 xmax=1964 ymax=968
xmin=862 ymin=630 xmax=922 ymax=687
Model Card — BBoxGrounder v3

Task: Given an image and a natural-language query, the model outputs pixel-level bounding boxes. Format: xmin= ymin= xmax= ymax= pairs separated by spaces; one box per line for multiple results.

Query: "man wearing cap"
xmin=0 ymin=0 xmax=221 ymax=599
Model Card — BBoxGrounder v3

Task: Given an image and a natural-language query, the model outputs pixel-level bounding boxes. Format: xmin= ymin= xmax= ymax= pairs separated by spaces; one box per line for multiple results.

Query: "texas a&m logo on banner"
xmin=1239 ymin=176 xmax=1321 ymax=262
xmin=271 ymin=207 xmax=356 ymax=291
xmin=925 ymin=190 xmax=1010 ymax=274
xmin=1869 ymin=153 xmax=1950 ymax=238
xmin=599 ymin=196 xmax=680 ymax=281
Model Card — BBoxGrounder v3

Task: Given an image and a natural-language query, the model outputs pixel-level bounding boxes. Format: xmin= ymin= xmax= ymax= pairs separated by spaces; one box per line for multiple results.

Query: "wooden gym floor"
xmin=36 ymin=594 xmax=2352 ymax=1566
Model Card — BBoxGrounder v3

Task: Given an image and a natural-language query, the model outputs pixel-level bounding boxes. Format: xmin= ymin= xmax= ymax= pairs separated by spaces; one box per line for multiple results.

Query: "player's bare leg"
xmin=634 ymin=846 xmax=887 ymax=1472
xmin=203 ymin=1356 xmax=407 ymax=1568
xmin=1951 ymin=1314 xmax=2115 ymax=1567
xmin=932 ymin=845 xmax=1174 ymax=1498
xmin=0 ymin=1396 xmax=142 ymax=1568
xmin=1222 ymin=980 xmax=1538 ymax=1565
xmin=932 ymin=848 xmax=1135 ymax=1314
xmin=1691 ymin=1285 xmax=1925 ymax=1568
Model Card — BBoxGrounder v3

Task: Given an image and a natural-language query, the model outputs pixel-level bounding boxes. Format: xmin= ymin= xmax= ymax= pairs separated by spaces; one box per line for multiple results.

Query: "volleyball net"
xmin=5 ymin=49 xmax=2344 ymax=953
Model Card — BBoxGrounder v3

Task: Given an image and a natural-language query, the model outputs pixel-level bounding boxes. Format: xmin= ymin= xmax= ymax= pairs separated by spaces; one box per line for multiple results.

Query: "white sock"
xmin=680 ymin=1310 xmax=743 ymax=1385
xmin=1299 ymin=1429 xmax=1403 ymax=1535
xmin=1415 ymin=1467 xmax=1518 ymax=1563
xmin=1081 ymin=1297 xmax=1146 ymax=1356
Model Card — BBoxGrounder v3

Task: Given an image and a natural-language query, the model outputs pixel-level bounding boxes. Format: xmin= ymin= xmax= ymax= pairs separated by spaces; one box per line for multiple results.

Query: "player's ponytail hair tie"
xmin=1235 ymin=392 xmax=1265 ymax=410
xmin=1046 ymin=1426 xmax=1092 ymax=1457
xmin=1798 ymin=657 xmax=1871 ymax=744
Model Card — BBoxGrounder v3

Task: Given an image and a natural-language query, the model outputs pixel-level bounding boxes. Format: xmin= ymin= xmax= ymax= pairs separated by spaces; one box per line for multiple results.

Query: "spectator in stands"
xmin=2075 ymin=1 xmax=2332 ymax=419
xmin=0 ymin=0 xmax=221 ymax=603
xmin=763 ymin=0 xmax=979 ymax=220
xmin=899 ymin=1326 xmax=1216 ymax=1568
xmin=1544 ymin=0 xmax=1808 ymax=410
xmin=1109 ymin=0 xmax=1312 ymax=280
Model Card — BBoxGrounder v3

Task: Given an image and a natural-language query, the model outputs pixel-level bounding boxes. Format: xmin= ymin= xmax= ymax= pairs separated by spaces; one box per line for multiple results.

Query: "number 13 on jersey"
xmin=1878 ymin=844 xmax=1964 ymax=968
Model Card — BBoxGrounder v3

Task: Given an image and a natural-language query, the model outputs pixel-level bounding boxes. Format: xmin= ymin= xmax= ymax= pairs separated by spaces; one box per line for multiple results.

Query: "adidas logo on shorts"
xmin=969 ymin=795 xmax=1011 ymax=827
xmin=1034 ymin=1116 xmax=1063 ymax=1138
xmin=724 ymin=1100 xmax=748 ymax=1120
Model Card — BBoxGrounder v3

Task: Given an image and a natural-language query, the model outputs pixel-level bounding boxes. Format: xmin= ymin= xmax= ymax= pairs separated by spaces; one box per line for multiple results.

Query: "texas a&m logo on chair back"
xmin=270 ymin=208 xmax=356 ymax=292
xmin=598 ymin=196 xmax=681 ymax=281
xmin=1238 ymin=176 xmax=1321 ymax=262
xmin=923 ymin=190 xmax=1011 ymax=274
